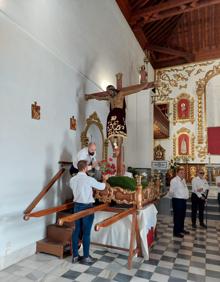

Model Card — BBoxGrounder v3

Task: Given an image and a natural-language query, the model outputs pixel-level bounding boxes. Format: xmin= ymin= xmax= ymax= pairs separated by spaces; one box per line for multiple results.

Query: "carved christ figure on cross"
xmin=85 ymin=81 xmax=155 ymax=156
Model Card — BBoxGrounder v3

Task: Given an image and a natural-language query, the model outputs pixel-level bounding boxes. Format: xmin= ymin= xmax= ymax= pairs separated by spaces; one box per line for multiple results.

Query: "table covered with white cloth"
xmin=91 ymin=204 xmax=158 ymax=259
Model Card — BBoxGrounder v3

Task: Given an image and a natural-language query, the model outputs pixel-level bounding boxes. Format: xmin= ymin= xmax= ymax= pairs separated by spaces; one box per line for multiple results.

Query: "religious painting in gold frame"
xmin=81 ymin=112 xmax=108 ymax=161
xmin=154 ymin=144 xmax=165 ymax=160
xmin=31 ymin=101 xmax=40 ymax=120
xmin=173 ymin=93 xmax=194 ymax=125
xmin=173 ymin=128 xmax=195 ymax=160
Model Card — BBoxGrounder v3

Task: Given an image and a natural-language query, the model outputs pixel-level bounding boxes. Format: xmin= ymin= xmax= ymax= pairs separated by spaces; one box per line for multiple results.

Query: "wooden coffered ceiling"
xmin=116 ymin=0 xmax=220 ymax=68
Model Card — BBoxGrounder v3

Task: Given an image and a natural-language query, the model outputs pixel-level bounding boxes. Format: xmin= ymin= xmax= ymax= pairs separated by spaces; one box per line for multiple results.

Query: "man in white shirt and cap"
xmin=70 ymin=142 xmax=98 ymax=175
xmin=169 ymin=166 xmax=189 ymax=238
xmin=191 ymin=169 xmax=209 ymax=229
xmin=70 ymin=160 xmax=108 ymax=265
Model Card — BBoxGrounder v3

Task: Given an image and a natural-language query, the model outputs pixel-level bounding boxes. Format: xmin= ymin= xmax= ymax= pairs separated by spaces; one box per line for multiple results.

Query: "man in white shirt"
xmin=216 ymin=176 xmax=220 ymax=205
xmin=70 ymin=160 xmax=108 ymax=265
xmin=169 ymin=166 xmax=189 ymax=238
xmin=70 ymin=142 xmax=98 ymax=175
xmin=191 ymin=169 xmax=209 ymax=228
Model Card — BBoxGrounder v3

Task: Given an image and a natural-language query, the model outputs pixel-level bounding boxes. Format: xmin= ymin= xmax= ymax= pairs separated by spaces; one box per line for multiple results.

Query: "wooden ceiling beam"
xmin=130 ymin=0 xmax=220 ymax=24
xmin=154 ymin=58 xmax=188 ymax=69
xmin=151 ymin=15 xmax=181 ymax=44
xmin=132 ymin=0 xmax=150 ymax=11
xmin=116 ymin=0 xmax=131 ymax=22
xmin=146 ymin=44 xmax=194 ymax=61
xmin=195 ymin=47 xmax=220 ymax=60
xmin=133 ymin=26 xmax=148 ymax=49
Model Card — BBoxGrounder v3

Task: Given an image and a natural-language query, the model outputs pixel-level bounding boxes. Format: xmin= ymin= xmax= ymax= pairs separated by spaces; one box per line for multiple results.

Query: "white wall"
xmin=0 ymin=0 xmax=153 ymax=269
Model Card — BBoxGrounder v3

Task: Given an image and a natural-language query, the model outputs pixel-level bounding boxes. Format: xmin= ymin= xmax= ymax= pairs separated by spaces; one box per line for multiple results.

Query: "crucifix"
xmin=85 ymin=72 xmax=155 ymax=175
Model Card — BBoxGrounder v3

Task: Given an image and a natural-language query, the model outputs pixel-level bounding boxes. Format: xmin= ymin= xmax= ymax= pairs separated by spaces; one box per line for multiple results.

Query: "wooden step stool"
xmin=36 ymin=224 xmax=74 ymax=258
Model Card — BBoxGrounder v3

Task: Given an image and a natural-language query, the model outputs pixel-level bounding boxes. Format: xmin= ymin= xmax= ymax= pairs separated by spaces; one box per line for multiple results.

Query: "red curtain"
xmin=208 ymin=127 xmax=220 ymax=154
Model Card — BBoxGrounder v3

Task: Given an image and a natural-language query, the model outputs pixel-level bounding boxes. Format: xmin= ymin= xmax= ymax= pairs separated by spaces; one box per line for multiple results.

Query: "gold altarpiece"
xmin=81 ymin=112 xmax=109 ymax=161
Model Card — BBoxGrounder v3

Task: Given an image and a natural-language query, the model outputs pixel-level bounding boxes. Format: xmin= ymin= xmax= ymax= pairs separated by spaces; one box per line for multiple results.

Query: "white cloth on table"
xmin=91 ymin=204 xmax=158 ymax=259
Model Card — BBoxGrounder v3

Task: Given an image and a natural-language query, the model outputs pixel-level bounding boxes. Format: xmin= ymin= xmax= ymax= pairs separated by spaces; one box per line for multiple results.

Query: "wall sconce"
xmin=31 ymin=101 xmax=40 ymax=120
xmin=70 ymin=116 xmax=77 ymax=130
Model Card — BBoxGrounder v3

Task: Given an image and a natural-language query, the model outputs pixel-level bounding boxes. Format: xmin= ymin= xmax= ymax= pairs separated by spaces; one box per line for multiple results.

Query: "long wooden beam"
xmin=23 ymin=202 xmax=74 ymax=220
xmin=57 ymin=203 xmax=109 ymax=225
xmin=146 ymin=44 xmax=194 ymax=61
xmin=132 ymin=26 xmax=147 ymax=49
xmin=23 ymin=168 xmax=65 ymax=215
xmin=130 ymin=0 xmax=220 ymax=24
xmin=94 ymin=207 xmax=136 ymax=231
xmin=116 ymin=0 xmax=131 ymax=21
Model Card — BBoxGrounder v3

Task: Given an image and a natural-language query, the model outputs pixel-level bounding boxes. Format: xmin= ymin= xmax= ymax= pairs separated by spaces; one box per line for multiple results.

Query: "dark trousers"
xmin=172 ymin=198 xmax=187 ymax=235
xmin=72 ymin=203 xmax=94 ymax=258
xmin=191 ymin=193 xmax=205 ymax=225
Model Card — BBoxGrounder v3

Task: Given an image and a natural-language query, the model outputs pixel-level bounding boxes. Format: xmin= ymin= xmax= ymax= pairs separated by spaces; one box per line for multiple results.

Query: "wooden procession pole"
xmin=57 ymin=203 xmax=109 ymax=225
xmin=23 ymin=202 xmax=74 ymax=220
xmin=128 ymin=212 xmax=137 ymax=269
xmin=116 ymin=144 xmax=124 ymax=175
xmin=94 ymin=207 xmax=136 ymax=231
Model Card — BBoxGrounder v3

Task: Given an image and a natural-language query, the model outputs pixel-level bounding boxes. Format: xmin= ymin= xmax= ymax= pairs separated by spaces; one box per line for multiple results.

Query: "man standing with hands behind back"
xmin=169 ymin=166 xmax=190 ymax=238
xmin=191 ymin=169 xmax=209 ymax=229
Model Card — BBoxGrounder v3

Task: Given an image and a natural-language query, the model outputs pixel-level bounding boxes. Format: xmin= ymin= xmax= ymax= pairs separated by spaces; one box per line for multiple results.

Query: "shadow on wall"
xmin=57 ymin=131 xmax=73 ymax=204
xmin=75 ymin=57 xmax=97 ymax=142
xmin=43 ymin=145 xmax=56 ymax=227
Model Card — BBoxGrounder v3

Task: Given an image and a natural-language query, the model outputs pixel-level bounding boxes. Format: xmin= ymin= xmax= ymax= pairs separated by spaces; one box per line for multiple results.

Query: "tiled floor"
xmin=1 ymin=215 xmax=220 ymax=282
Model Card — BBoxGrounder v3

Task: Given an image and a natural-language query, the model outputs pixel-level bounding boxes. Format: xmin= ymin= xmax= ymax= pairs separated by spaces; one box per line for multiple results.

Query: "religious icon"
xmin=139 ymin=65 xmax=148 ymax=83
xmin=70 ymin=116 xmax=77 ymax=130
xmin=177 ymin=98 xmax=190 ymax=119
xmin=173 ymin=94 xmax=194 ymax=125
xmin=178 ymin=134 xmax=189 ymax=155
xmin=154 ymin=144 xmax=165 ymax=160
xmin=31 ymin=101 xmax=40 ymax=120
xmin=116 ymin=73 xmax=123 ymax=90
xmin=190 ymin=166 xmax=197 ymax=181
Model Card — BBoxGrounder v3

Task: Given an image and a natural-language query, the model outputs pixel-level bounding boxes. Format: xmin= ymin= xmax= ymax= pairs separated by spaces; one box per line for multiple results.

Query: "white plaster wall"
xmin=0 ymin=0 xmax=153 ymax=270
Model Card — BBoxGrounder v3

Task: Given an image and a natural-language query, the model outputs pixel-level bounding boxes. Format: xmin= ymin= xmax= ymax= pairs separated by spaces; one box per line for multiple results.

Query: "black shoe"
xmin=182 ymin=230 xmax=190 ymax=235
xmin=200 ymin=223 xmax=207 ymax=229
xmin=72 ymin=255 xmax=82 ymax=263
xmin=80 ymin=255 xmax=97 ymax=265
xmin=192 ymin=224 xmax=197 ymax=229
xmin=173 ymin=233 xmax=184 ymax=238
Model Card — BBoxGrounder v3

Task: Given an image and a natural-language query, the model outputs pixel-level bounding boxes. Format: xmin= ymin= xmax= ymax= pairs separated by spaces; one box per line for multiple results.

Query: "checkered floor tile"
xmin=1 ymin=215 xmax=220 ymax=282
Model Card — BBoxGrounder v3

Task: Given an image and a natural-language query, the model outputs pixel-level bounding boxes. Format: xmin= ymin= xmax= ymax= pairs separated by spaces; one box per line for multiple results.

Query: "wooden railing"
xmin=23 ymin=168 xmax=66 ymax=220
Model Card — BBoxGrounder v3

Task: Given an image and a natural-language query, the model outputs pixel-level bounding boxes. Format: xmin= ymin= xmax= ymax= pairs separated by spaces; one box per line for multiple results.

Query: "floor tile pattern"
xmin=1 ymin=215 xmax=220 ymax=282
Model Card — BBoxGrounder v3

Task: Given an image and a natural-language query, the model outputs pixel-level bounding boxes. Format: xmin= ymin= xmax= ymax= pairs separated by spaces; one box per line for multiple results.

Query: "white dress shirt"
xmin=192 ymin=176 xmax=209 ymax=198
xmin=124 ymin=171 xmax=133 ymax=178
xmin=216 ymin=176 xmax=220 ymax=192
xmin=169 ymin=175 xmax=189 ymax=199
xmin=73 ymin=147 xmax=96 ymax=169
xmin=70 ymin=172 xmax=105 ymax=203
